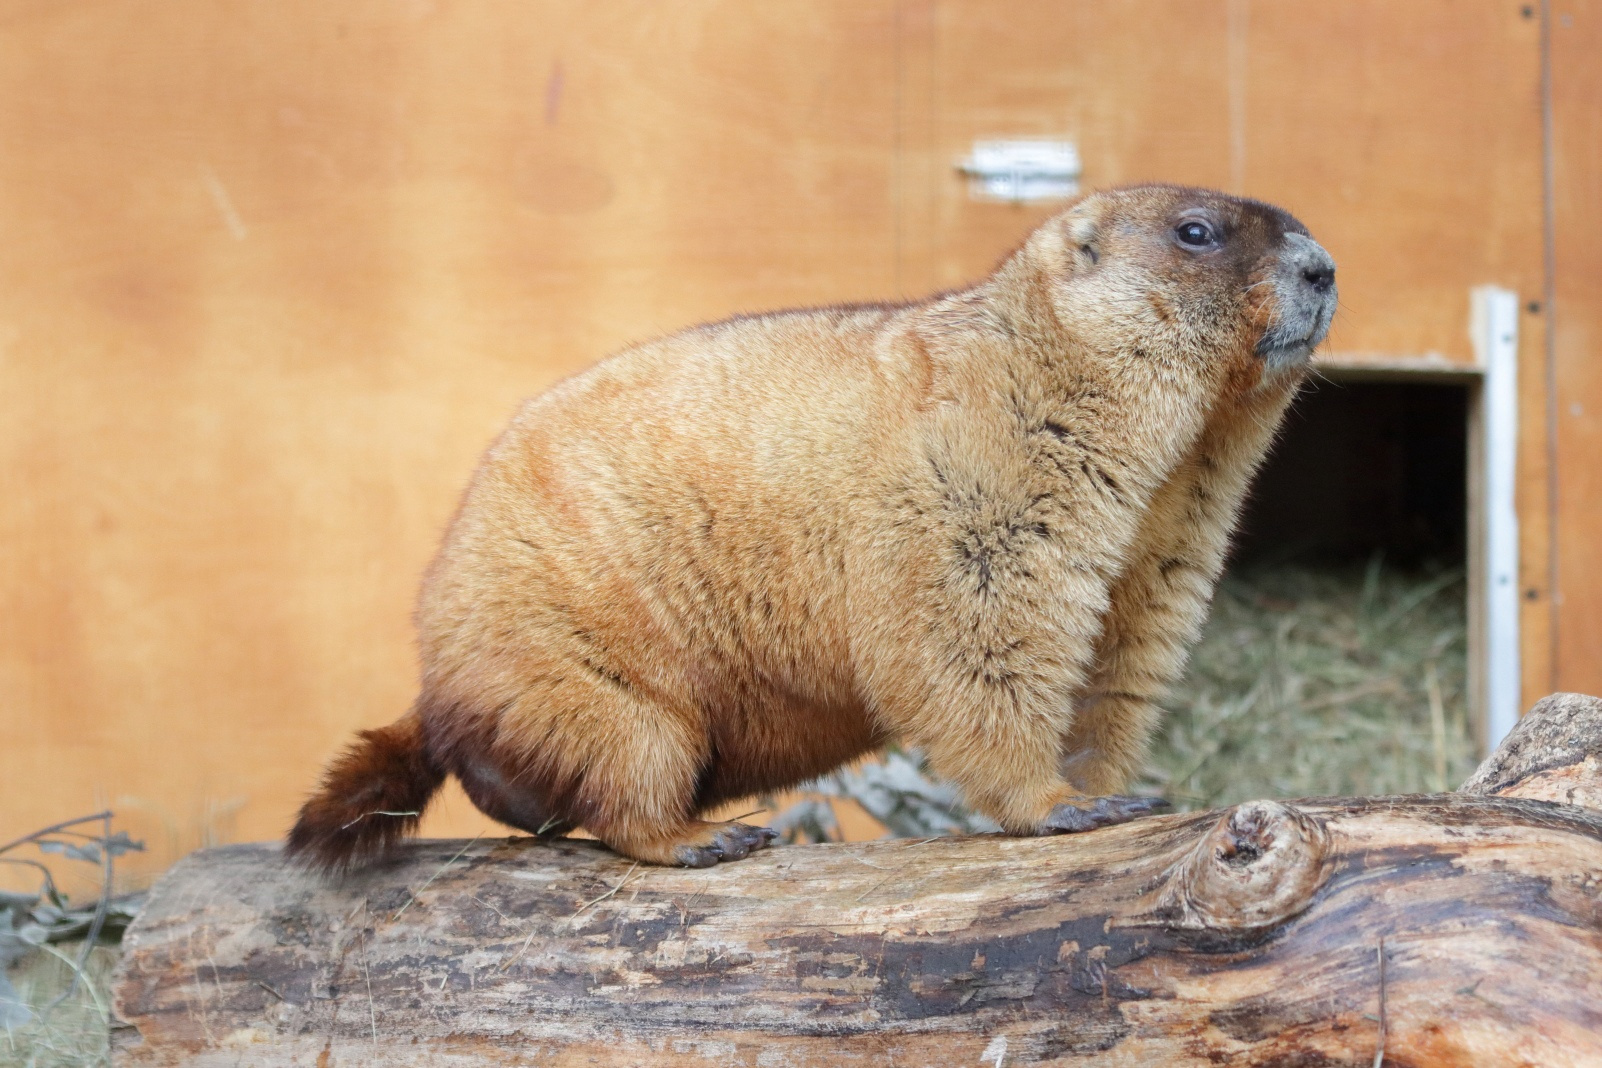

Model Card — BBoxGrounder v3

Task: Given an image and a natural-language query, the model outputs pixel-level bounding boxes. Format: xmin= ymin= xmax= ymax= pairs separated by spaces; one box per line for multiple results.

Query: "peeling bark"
xmin=113 ymin=694 xmax=1602 ymax=1066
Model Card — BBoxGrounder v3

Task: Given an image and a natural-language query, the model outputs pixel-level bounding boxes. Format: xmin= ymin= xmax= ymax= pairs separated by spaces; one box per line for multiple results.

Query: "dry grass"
xmin=1138 ymin=558 xmax=1474 ymax=809
xmin=0 ymin=946 xmax=117 ymax=1068
xmin=1 ymin=816 xmax=140 ymax=1068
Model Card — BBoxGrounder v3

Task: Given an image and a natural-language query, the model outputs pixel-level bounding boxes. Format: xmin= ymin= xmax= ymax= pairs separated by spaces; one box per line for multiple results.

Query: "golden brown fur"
xmin=289 ymin=184 xmax=1336 ymax=869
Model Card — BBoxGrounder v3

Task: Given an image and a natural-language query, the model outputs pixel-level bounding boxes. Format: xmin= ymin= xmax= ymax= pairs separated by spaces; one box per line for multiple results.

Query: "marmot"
xmin=289 ymin=184 xmax=1336 ymax=869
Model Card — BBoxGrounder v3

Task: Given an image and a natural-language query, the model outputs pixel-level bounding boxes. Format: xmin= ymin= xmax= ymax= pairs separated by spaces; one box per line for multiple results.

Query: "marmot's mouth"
xmin=1255 ymin=333 xmax=1317 ymax=366
xmin=1256 ymin=291 xmax=1335 ymax=369
xmin=1254 ymin=231 xmax=1336 ymax=370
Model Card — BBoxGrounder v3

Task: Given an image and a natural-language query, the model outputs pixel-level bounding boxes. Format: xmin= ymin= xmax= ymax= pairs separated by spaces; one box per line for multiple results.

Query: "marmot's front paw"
xmin=672 ymin=823 xmax=780 ymax=867
xmin=1041 ymin=795 xmax=1171 ymax=834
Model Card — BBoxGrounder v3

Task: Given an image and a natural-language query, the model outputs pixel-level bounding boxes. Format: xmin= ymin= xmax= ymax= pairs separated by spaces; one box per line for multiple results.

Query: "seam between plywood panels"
xmin=1538 ymin=0 xmax=1561 ymax=695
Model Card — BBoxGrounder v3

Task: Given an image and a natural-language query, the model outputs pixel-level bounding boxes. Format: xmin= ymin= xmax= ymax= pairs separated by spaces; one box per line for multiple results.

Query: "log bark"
xmin=113 ymin=694 xmax=1602 ymax=1067
xmin=1460 ymin=691 xmax=1602 ymax=810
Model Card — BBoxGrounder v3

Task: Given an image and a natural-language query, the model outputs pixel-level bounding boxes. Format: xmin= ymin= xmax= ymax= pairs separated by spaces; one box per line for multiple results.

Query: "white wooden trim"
xmin=1471 ymin=287 xmax=1521 ymax=751
xmin=1312 ymin=354 xmax=1482 ymax=383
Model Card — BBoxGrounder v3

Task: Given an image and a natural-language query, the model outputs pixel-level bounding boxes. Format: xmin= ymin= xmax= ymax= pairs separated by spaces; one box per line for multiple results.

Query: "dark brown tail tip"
xmin=285 ymin=713 xmax=444 ymax=874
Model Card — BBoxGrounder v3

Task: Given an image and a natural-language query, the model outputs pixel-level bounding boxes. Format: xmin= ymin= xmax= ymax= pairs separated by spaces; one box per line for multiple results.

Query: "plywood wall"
xmin=0 ymin=1 xmax=1590 ymax=884
xmin=1549 ymin=0 xmax=1602 ymax=699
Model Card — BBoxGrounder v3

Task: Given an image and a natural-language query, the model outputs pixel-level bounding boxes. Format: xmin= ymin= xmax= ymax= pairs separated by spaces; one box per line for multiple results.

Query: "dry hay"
xmin=1139 ymin=557 xmax=1474 ymax=809
xmin=1 ymin=816 xmax=141 ymax=1068
xmin=0 ymin=947 xmax=117 ymax=1068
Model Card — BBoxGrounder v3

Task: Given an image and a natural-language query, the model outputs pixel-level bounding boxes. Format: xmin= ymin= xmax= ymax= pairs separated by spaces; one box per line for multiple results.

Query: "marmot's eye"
xmin=1175 ymin=221 xmax=1216 ymax=248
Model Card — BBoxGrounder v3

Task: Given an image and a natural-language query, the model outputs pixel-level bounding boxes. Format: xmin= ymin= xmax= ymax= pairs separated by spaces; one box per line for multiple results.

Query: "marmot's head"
xmin=1034 ymin=184 xmax=1336 ymax=386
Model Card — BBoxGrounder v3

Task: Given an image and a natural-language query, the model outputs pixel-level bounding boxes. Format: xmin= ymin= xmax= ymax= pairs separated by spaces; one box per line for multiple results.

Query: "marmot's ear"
xmin=1065 ymin=212 xmax=1100 ymax=267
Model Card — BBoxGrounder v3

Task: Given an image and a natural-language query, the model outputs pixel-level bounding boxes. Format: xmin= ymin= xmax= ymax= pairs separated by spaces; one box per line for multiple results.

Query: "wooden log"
xmin=1460 ymin=691 xmax=1602 ymax=810
xmin=113 ymin=694 xmax=1602 ymax=1066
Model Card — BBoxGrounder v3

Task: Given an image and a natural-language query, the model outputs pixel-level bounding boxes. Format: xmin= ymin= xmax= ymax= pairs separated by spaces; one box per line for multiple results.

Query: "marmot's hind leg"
xmin=454 ymin=674 xmax=777 ymax=867
xmin=454 ymin=757 xmax=573 ymax=839
xmin=568 ymin=695 xmax=780 ymax=865
xmin=461 ymin=756 xmax=774 ymax=864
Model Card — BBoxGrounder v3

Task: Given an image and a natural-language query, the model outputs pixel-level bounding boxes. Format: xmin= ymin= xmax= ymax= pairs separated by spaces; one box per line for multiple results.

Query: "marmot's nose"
xmin=1302 ymin=264 xmax=1334 ymax=294
xmin=1282 ymin=232 xmax=1336 ymax=297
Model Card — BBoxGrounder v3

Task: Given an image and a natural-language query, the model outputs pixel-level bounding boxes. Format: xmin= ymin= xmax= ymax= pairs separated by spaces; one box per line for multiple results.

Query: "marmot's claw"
xmin=673 ymin=823 xmax=779 ymax=867
xmin=673 ymin=844 xmax=723 ymax=867
xmin=1042 ymin=795 xmax=1171 ymax=835
xmin=1100 ymin=795 xmax=1171 ymax=817
xmin=1042 ymin=804 xmax=1100 ymax=833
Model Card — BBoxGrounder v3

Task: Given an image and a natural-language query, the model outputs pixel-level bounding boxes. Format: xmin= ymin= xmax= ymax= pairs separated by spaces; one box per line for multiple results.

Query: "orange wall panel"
xmin=1549 ymin=0 xmax=1602 ymax=696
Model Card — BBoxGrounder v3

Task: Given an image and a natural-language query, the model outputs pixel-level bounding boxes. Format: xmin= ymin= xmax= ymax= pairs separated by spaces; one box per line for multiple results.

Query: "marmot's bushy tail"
xmin=286 ymin=710 xmax=444 ymax=872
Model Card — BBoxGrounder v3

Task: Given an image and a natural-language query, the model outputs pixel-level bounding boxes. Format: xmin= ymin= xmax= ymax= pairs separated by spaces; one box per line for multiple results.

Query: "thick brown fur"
xmin=288 ymin=184 xmax=1336 ymax=869
xmin=286 ymin=711 xmax=443 ymax=871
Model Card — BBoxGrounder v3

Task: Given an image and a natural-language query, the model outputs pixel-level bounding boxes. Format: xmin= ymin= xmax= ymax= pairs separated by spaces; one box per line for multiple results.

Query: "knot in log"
xmin=1120 ymin=800 xmax=1332 ymax=939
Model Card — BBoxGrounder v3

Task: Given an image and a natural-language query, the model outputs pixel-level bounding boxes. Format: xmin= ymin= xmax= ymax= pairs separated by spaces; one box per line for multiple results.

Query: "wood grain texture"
xmin=111 ymin=694 xmax=1602 ymax=1066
